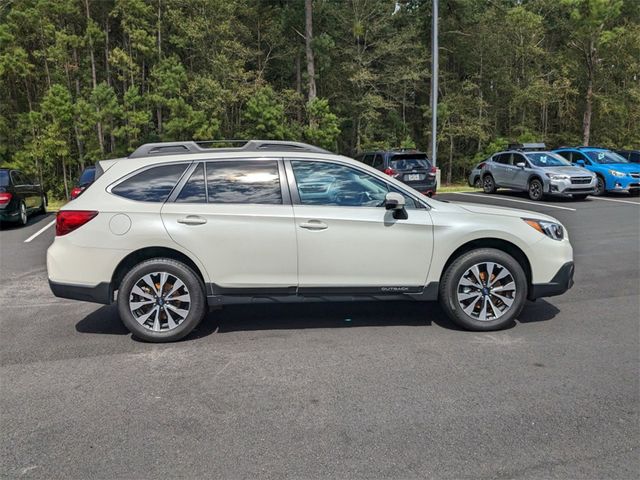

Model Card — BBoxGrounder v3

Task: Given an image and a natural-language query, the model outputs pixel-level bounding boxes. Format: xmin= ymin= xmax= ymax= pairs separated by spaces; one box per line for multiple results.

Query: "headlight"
xmin=546 ymin=173 xmax=569 ymax=181
xmin=608 ymin=170 xmax=626 ymax=177
xmin=523 ymin=218 xmax=564 ymax=241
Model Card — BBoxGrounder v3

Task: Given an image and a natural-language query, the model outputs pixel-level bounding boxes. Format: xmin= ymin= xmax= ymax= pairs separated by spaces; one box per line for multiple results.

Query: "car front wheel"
xmin=528 ymin=179 xmax=544 ymax=201
xmin=439 ymin=248 xmax=528 ymax=331
xmin=593 ymin=176 xmax=605 ymax=196
xmin=117 ymin=258 xmax=207 ymax=342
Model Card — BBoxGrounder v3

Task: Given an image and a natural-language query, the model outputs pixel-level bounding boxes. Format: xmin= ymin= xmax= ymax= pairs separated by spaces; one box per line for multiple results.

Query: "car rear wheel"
xmin=439 ymin=248 xmax=527 ymax=331
xmin=18 ymin=201 xmax=27 ymax=226
xmin=528 ymin=179 xmax=544 ymax=201
xmin=117 ymin=258 xmax=207 ymax=342
xmin=593 ymin=175 xmax=605 ymax=196
xmin=473 ymin=177 xmax=481 ymax=189
xmin=39 ymin=195 xmax=47 ymax=214
xmin=482 ymin=175 xmax=497 ymax=194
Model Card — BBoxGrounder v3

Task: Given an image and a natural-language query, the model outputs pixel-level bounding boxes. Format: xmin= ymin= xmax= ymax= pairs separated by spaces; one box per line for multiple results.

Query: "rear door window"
xmin=206 ymin=160 xmax=282 ymax=204
xmin=176 ymin=163 xmax=207 ymax=203
xmin=112 ymin=163 xmax=188 ymax=202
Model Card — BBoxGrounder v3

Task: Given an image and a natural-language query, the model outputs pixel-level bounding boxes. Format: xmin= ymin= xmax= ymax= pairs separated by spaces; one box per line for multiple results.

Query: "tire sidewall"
xmin=117 ymin=259 xmax=206 ymax=342
xmin=528 ymin=179 xmax=543 ymax=201
xmin=18 ymin=202 xmax=27 ymax=225
xmin=594 ymin=176 xmax=605 ymax=196
xmin=483 ymin=175 xmax=495 ymax=193
xmin=440 ymin=249 xmax=528 ymax=331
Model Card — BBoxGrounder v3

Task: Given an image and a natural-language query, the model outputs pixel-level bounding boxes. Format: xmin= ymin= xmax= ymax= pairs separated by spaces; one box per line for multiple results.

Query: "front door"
xmin=161 ymin=159 xmax=298 ymax=292
xmin=287 ymin=159 xmax=433 ymax=291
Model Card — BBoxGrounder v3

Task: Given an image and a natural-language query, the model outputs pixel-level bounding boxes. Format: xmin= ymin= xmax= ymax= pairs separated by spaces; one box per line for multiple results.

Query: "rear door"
xmin=161 ymin=159 xmax=298 ymax=292
xmin=490 ymin=154 xmax=512 ymax=186
xmin=287 ymin=158 xmax=433 ymax=290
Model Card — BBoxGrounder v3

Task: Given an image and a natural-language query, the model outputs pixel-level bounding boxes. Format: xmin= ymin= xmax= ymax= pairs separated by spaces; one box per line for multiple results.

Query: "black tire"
xmin=572 ymin=194 xmax=589 ymax=200
xmin=439 ymin=248 xmax=528 ymax=331
xmin=117 ymin=258 xmax=207 ymax=342
xmin=38 ymin=194 xmax=47 ymax=214
xmin=473 ymin=177 xmax=481 ymax=189
xmin=593 ymin=175 xmax=605 ymax=196
xmin=482 ymin=175 xmax=497 ymax=194
xmin=17 ymin=201 xmax=28 ymax=226
xmin=528 ymin=178 xmax=544 ymax=201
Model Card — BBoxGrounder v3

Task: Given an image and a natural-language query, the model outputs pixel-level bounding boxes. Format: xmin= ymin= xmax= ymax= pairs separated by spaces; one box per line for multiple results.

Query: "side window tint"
xmin=556 ymin=151 xmax=572 ymax=162
xmin=112 ymin=164 xmax=187 ymax=202
xmin=176 ymin=163 xmax=206 ymax=203
xmin=291 ymin=160 xmax=416 ymax=209
xmin=206 ymin=160 xmax=281 ymax=204
xmin=11 ymin=171 xmax=23 ymax=185
xmin=372 ymin=154 xmax=384 ymax=169
xmin=362 ymin=154 xmax=373 ymax=166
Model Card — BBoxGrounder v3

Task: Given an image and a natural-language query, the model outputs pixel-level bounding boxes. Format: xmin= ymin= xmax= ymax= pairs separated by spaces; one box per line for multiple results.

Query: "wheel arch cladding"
xmin=441 ymin=238 xmax=532 ymax=288
xmin=111 ymin=247 xmax=207 ymax=294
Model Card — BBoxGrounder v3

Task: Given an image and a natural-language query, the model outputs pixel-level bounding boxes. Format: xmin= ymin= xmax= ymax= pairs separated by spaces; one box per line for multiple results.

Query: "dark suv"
xmin=70 ymin=165 xmax=96 ymax=199
xmin=355 ymin=149 xmax=437 ymax=196
xmin=0 ymin=168 xmax=47 ymax=225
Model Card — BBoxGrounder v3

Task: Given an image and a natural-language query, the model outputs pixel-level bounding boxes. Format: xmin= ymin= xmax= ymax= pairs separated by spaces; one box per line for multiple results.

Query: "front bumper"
xmin=606 ymin=176 xmax=640 ymax=192
xmin=545 ymin=177 xmax=596 ymax=196
xmin=528 ymin=261 xmax=574 ymax=300
xmin=49 ymin=280 xmax=112 ymax=304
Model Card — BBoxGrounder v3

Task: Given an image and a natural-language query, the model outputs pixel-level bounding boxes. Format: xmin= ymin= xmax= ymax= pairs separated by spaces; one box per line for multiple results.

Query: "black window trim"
xmin=107 ymin=161 xmax=192 ymax=202
xmin=168 ymin=157 xmax=290 ymax=206
xmin=284 ymin=157 xmax=428 ymax=210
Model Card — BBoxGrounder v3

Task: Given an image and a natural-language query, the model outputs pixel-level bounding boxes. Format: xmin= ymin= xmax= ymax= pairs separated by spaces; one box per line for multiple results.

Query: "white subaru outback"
xmin=48 ymin=141 xmax=574 ymax=342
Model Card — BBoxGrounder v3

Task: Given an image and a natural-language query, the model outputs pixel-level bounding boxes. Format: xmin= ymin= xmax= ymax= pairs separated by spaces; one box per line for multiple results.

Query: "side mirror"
xmin=384 ymin=192 xmax=408 ymax=220
xmin=516 ymin=162 xmax=526 ymax=169
xmin=576 ymin=160 xmax=586 ymax=167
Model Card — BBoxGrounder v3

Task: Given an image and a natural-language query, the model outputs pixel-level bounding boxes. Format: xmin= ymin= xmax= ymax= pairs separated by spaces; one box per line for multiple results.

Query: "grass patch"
xmin=436 ymin=183 xmax=480 ymax=193
xmin=46 ymin=198 xmax=67 ymax=212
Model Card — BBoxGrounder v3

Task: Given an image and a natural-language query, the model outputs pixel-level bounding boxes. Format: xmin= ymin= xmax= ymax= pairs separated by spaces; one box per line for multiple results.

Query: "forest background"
xmin=1 ymin=0 xmax=638 ymax=199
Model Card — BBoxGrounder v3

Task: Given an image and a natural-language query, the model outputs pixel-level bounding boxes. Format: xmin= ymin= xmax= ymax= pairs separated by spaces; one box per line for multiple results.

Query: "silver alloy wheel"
xmin=129 ymin=271 xmax=191 ymax=332
xmin=19 ymin=203 xmax=27 ymax=224
xmin=529 ymin=180 xmax=542 ymax=200
xmin=456 ymin=262 xmax=516 ymax=321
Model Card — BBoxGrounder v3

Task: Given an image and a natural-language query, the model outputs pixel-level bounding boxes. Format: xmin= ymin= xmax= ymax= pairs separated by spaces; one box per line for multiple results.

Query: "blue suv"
xmin=554 ymin=147 xmax=640 ymax=195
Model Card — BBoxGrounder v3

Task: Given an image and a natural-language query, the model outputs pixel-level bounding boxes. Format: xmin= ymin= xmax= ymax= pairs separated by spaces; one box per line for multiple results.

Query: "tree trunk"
xmin=304 ymin=0 xmax=316 ymax=104
xmin=62 ymin=157 xmax=69 ymax=200
xmin=447 ymin=135 xmax=453 ymax=185
xmin=582 ymin=76 xmax=593 ymax=146
xmin=84 ymin=0 xmax=104 ymax=153
xmin=105 ymin=18 xmax=111 ymax=86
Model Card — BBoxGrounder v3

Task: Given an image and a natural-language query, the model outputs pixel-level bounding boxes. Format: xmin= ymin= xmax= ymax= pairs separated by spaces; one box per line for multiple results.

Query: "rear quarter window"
xmin=112 ymin=163 xmax=188 ymax=202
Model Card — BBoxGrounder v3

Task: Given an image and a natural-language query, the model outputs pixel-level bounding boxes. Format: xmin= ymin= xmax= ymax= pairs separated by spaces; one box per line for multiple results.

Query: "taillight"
xmin=70 ymin=187 xmax=83 ymax=199
xmin=478 ymin=163 xmax=485 ymax=169
xmin=384 ymin=167 xmax=398 ymax=177
xmin=56 ymin=210 xmax=98 ymax=236
xmin=0 ymin=192 xmax=12 ymax=205
xmin=429 ymin=166 xmax=437 ymax=174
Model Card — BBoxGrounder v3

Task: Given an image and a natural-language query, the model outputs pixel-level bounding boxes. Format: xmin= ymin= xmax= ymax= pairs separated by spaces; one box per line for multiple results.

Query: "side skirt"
xmin=206 ymin=283 xmax=439 ymax=307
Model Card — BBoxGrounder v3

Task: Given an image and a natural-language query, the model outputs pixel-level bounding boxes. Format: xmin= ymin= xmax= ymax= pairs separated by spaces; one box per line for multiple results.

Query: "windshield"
xmin=526 ymin=152 xmax=571 ymax=167
xmin=389 ymin=155 xmax=430 ymax=170
xmin=585 ymin=150 xmax=629 ymax=165
xmin=0 ymin=171 xmax=9 ymax=186
xmin=78 ymin=167 xmax=96 ymax=185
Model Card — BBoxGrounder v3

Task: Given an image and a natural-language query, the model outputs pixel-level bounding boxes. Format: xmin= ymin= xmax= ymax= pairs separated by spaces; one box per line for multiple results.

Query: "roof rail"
xmin=128 ymin=140 xmax=331 ymax=158
xmin=507 ymin=142 xmax=546 ymax=151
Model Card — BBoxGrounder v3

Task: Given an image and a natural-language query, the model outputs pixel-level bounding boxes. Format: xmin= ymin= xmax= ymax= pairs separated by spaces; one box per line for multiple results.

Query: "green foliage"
xmin=0 ymin=0 xmax=637 ymax=191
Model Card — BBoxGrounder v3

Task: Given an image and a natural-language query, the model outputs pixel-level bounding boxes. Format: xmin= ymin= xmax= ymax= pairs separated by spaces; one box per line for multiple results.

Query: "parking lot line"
xmin=24 ymin=220 xmax=56 ymax=243
xmin=588 ymin=196 xmax=640 ymax=206
xmin=450 ymin=192 xmax=576 ymax=211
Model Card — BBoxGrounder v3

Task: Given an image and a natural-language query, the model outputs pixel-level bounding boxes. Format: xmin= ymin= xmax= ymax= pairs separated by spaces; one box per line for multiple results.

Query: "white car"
xmin=48 ymin=141 xmax=574 ymax=342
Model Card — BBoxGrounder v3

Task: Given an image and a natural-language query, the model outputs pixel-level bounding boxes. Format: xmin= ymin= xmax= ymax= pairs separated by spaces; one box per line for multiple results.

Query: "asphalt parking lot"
xmin=1 ymin=192 xmax=638 ymax=479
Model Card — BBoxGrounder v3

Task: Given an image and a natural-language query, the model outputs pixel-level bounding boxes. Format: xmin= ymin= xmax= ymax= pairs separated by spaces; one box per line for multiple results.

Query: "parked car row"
xmin=468 ymin=144 xmax=640 ymax=200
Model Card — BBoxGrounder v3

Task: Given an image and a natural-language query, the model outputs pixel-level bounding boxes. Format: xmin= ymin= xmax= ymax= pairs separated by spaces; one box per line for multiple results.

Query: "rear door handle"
xmin=299 ymin=220 xmax=328 ymax=231
xmin=177 ymin=215 xmax=207 ymax=226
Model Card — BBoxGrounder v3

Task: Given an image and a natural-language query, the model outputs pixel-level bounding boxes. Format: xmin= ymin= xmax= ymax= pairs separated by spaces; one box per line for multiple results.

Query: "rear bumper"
xmin=49 ymin=280 xmax=112 ymax=304
xmin=528 ymin=261 xmax=574 ymax=300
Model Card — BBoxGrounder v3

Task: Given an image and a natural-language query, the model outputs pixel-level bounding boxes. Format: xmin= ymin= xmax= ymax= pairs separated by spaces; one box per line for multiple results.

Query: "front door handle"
xmin=177 ymin=215 xmax=207 ymax=226
xmin=299 ymin=220 xmax=328 ymax=231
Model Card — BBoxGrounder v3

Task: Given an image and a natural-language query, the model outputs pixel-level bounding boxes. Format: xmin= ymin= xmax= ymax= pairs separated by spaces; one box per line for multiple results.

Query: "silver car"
xmin=481 ymin=147 xmax=597 ymax=200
